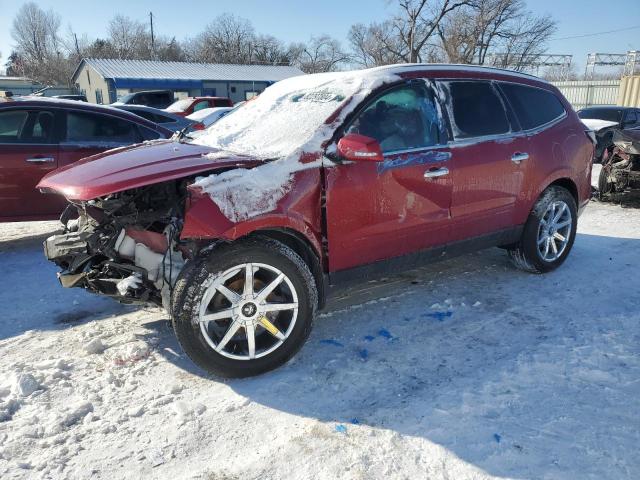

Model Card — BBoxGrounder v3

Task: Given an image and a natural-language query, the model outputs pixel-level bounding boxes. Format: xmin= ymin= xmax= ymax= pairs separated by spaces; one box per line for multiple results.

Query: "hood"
xmin=581 ymin=119 xmax=618 ymax=132
xmin=37 ymin=140 xmax=263 ymax=201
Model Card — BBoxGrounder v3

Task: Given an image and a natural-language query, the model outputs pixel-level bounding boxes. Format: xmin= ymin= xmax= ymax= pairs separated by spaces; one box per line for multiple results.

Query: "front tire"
xmin=508 ymin=186 xmax=577 ymax=273
xmin=171 ymin=237 xmax=317 ymax=378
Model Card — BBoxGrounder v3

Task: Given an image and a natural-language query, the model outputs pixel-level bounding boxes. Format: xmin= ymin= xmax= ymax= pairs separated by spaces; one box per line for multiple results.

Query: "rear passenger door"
xmin=58 ymin=110 xmax=145 ymax=170
xmin=436 ymin=80 xmax=530 ymax=241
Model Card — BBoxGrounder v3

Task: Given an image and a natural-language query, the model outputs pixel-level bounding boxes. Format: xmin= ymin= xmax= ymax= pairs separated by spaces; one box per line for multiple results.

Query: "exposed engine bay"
xmin=44 ymin=181 xmax=193 ymax=309
xmin=599 ymin=129 xmax=640 ymax=197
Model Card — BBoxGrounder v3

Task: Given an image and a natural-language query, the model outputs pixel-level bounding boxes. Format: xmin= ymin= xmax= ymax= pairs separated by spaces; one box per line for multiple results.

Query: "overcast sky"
xmin=1 ymin=0 xmax=639 ymax=75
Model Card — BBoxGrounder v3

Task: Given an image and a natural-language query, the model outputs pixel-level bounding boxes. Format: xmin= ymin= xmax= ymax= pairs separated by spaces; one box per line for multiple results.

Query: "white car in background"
xmin=186 ymin=107 xmax=234 ymax=128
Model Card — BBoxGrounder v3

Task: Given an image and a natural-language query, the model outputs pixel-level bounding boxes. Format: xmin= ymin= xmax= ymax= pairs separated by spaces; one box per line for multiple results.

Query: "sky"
xmin=0 ymin=0 xmax=639 ymax=76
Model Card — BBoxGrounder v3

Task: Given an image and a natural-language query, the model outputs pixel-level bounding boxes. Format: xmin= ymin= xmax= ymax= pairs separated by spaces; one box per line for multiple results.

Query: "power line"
xmin=549 ymin=25 xmax=640 ymax=42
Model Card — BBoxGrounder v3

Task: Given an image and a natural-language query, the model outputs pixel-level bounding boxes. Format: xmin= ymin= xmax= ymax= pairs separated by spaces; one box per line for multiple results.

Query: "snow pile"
xmin=580 ymin=118 xmax=618 ymax=132
xmin=192 ymin=69 xmax=399 ymax=221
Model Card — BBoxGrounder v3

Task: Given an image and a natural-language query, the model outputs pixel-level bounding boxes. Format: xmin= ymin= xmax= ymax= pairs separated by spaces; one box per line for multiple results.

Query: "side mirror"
xmin=337 ymin=133 xmax=384 ymax=162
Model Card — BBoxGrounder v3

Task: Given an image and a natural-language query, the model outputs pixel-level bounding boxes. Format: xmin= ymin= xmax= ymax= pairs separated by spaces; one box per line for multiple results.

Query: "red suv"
xmin=165 ymin=97 xmax=233 ymax=117
xmin=39 ymin=65 xmax=593 ymax=377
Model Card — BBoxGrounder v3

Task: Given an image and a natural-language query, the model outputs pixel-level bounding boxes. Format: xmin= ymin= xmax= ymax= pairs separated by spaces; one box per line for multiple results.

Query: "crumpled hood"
xmin=37 ymin=140 xmax=262 ymax=201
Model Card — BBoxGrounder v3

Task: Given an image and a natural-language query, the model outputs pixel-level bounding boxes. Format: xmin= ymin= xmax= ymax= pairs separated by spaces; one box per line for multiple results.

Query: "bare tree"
xmin=10 ymin=2 xmax=72 ymax=84
xmin=348 ymin=21 xmax=407 ymax=67
xmin=294 ymin=35 xmax=350 ymax=73
xmin=188 ymin=14 xmax=255 ymax=63
xmin=107 ymin=15 xmax=152 ymax=60
xmin=436 ymin=0 xmax=556 ymax=71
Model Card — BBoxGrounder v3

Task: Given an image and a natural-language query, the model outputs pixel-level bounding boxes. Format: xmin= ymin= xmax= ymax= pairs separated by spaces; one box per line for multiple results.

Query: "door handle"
xmin=26 ymin=157 xmax=55 ymax=164
xmin=511 ymin=152 xmax=529 ymax=164
xmin=424 ymin=167 xmax=449 ymax=179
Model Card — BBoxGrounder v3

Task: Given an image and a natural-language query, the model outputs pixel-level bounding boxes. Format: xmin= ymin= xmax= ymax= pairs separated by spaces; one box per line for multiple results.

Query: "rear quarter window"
xmin=440 ymin=81 xmax=510 ymax=139
xmin=500 ymin=83 xmax=565 ymax=130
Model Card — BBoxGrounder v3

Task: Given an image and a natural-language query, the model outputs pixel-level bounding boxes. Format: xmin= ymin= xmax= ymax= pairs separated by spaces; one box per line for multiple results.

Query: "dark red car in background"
xmin=39 ymin=65 xmax=593 ymax=378
xmin=0 ymin=98 xmax=172 ymax=221
xmin=165 ymin=96 xmax=233 ymax=117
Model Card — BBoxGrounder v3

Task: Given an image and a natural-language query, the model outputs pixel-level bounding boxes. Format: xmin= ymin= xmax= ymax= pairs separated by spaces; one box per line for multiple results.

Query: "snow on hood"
xmin=191 ymin=68 xmax=400 ymax=222
xmin=581 ymin=119 xmax=618 ymax=132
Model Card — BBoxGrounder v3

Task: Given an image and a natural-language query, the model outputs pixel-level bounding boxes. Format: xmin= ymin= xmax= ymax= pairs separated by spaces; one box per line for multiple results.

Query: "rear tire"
xmin=171 ymin=237 xmax=317 ymax=378
xmin=598 ymin=165 xmax=614 ymax=199
xmin=507 ymin=186 xmax=577 ymax=273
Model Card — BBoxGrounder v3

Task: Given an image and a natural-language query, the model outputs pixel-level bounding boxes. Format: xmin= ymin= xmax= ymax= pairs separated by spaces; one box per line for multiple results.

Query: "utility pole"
xmin=73 ymin=33 xmax=80 ymax=56
xmin=149 ymin=12 xmax=155 ymax=57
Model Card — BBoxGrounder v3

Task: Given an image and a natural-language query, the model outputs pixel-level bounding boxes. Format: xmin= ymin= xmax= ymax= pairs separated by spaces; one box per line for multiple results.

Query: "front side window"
xmin=0 ymin=110 xmax=55 ymax=144
xmin=347 ymin=83 xmax=443 ymax=153
xmin=0 ymin=110 xmax=29 ymax=143
xmin=624 ymin=110 xmax=638 ymax=125
xmin=500 ymin=83 xmax=565 ymax=130
xmin=440 ymin=81 xmax=510 ymax=139
xmin=65 ymin=111 xmax=140 ymax=144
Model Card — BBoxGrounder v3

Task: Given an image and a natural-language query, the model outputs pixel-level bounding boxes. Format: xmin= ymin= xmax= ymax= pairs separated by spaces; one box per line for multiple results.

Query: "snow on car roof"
xmin=186 ymin=107 xmax=233 ymax=123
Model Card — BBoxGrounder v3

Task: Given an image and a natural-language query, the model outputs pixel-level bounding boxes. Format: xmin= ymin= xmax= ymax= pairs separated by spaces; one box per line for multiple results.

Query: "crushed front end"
xmin=44 ymin=181 xmax=191 ymax=309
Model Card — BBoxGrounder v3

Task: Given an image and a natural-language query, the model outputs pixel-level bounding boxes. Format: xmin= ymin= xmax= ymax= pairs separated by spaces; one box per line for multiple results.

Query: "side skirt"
xmin=324 ymin=226 xmax=523 ymax=295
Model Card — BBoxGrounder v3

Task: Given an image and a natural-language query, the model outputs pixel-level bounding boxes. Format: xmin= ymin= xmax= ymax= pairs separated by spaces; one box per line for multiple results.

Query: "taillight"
xmin=192 ymin=122 xmax=205 ymax=131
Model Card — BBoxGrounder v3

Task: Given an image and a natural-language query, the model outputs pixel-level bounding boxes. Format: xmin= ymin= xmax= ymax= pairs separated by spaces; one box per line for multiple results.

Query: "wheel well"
xmin=251 ymin=229 xmax=326 ymax=309
xmin=549 ymin=178 xmax=578 ymax=205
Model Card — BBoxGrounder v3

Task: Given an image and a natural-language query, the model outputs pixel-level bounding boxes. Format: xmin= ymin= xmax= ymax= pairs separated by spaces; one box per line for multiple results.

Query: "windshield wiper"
xmin=172 ymin=125 xmax=194 ymax=143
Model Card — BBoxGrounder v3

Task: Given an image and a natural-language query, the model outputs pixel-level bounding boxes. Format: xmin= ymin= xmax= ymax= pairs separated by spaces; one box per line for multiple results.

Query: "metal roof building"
xmin=72 ymin=58 xmax=304 ymax=104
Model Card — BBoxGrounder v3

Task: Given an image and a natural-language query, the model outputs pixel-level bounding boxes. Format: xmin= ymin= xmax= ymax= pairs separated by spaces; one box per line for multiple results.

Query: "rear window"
xmin=441 ymin=81 xmax=510 ymax=139
xmin=500 ymin=83 xmax=565 ymax=130
xmin=214 ymin=98 xmax=232 ymax=107
xmin=578 ymin=108 xmax=623 ymax=123
xmin=65 ymin=111 xmax=141 ymax=144
xmin=166 ymin=99 xmax=191 ymax=112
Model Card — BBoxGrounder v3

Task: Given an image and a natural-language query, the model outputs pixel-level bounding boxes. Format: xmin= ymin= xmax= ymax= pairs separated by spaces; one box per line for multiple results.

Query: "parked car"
xmin=53 ymin=94 xmax=87 ymax=102
xmin=578 ymin=106 xmax=640 ymax=162
xmin=165 ymin=97 xmax=233 ymax=117
xmin=186 ymin=107 xmax=233 ymax=128
xmin=113 ymin=90 xmax=175 ymax=109
xmin=0 ymin=98 xmax=173 ymax=221
xmin=598 ymin=127 xmax=640 ymax=198
xmin=39 ymin=65 xmax=593 ymax=377
xmin=113 ymin=104 xmax=201 ymax=132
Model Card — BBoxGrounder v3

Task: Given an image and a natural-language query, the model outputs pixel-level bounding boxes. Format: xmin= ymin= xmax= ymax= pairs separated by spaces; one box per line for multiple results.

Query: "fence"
xmin=618 ymin=75 xmax=640 ymax=107
xmin=550 ymin=80 xmax=621 ymax=110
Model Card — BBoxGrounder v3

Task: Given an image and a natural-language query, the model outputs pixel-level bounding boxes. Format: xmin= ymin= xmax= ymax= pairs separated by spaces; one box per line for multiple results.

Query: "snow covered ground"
xmin=1 ymin=199 xmax=639 ymax=480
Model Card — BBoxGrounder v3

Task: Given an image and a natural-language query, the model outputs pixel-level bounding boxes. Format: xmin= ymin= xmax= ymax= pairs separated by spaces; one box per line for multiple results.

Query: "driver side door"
xmin=324 ymin=80 xmax=453 ymax=274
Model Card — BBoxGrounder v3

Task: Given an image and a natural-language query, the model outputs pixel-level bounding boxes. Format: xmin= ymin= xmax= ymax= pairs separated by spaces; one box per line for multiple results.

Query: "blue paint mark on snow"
xmin=378 ymin=328 xmax=393 ymax=339
xmin=363 ymin=335 xmax=375 ymax=342
xmin=494 ymin=433 xmax=501 ymax=443
xmin=335 ymin=424 xmax=347 ymax=434
xmin=320 ymin=339 xmax=344 ymax=347
xmin=377 ymin=150 xmax=451 ymax=174
xmin=350 ymin=418 xmax=360 ymax=425
xmin=359 ymin=349 xmax=369 ymax=360
xmin=423 ymin=311 xmax=453 ymax=321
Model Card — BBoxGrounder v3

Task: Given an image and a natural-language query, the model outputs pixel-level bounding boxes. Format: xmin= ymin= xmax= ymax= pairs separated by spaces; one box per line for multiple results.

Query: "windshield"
xmin=166 ymin=99 xmax=192 ymax=112
xmin=117 ymin=93 xmax=136 ymax=103
xmin=578 ymin=108 xmax=622 ymax=123
xmin=192 ymin=71 xmax=397 ymax=159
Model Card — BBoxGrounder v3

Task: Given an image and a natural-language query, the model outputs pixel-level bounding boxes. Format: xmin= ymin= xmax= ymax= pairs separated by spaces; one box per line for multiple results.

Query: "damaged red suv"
xmin=39 ymin=65 xmax=593 ymax=377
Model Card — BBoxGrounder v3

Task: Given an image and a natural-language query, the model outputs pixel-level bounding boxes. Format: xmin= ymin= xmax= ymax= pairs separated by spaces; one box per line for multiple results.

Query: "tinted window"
xmin=128 ymin=109 xmax=157 ymax=122
xmin=624 ymin=110 xmax=638 ymax=125
xmin=500 ymin=83 xmax=565 ymax=130
xmin=443 ymin=81 xmax=510 ymax=139
xmin=0 ymin=110 xmax=29 ymax=142
xmin=65 ymin=111 xmax=140 ymax=144
xmin=577 ymin=108 xmax=623 ymax=123
xmin=0 ymin=110 xmax=55 ymax=144
xmin=213 ymin=98 xmax=232 ymax=107
xmin=140 ymin=126 xmax=162 ymax=141
xmin=193 ymin=101 xmax=209 ymax=112
xmin=347 ymin=83 xmax=442 ymax=153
